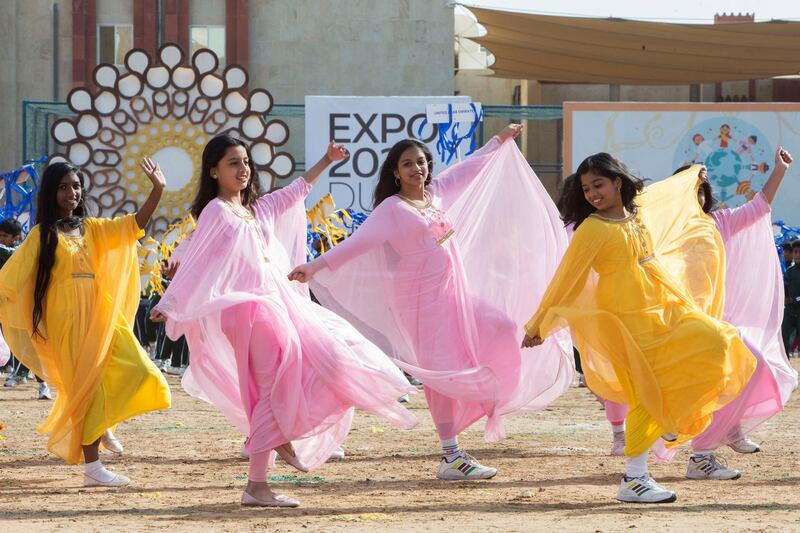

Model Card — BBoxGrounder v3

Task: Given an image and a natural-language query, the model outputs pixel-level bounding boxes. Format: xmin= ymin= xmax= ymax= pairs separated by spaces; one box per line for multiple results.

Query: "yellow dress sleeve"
xmin=0 ymin=226 xmax=40 ymax=328
xmin=0 ymin=226 xmax=43 ymax=375
xmin=84 ymin=214 xmax=144 ymax=251
xmin=524 ymin=219 xmax=608 ymax=337
xmin=638 ymin=166 xmax=725 ymax=318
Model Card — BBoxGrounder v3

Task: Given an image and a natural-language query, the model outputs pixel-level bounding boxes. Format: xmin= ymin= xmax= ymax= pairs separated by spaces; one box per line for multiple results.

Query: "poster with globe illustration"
xmin=564 ymin=103 xmax=800 ymax=225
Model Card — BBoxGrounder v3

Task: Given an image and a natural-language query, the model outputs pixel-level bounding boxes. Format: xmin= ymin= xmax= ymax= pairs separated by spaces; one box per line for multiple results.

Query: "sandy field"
xmin=1 ymin=360 xmax=798 ymax=532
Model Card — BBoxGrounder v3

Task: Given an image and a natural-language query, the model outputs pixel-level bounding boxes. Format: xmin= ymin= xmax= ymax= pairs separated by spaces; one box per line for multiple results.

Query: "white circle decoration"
xmin=200 ymin=74 xmax=224 ymax=98
xmin=118 ymin=73 xmax=143 ymax=98
xmin=48 ymin=44 xmax=295 ymax=236
xmin=160 ymin=44 xmax=182 ymax=69
xmin=94 ymin=91 xmax=117 ymax=115
xmin=68 ymin=89 xmax=93 ymax=112
xmin=68 ymin=142 xmax=91 ymax=165
xmin=224 ymin=92 xmax=248 ymax=115
xmin=225 ymin=66 xmax=247 ymax=89
xmin=94 ymin=65 xmax=119 ymax=88
xmin=147 ymin=66 xmax=170 ymax=88
xmin=152 ymin=146 xmax=195 ymax=191
xmin=77 ymin=114 xmax=100 ymax=138
xmin=173 ymin=66 xmax=196 ymax=89
xmin=53 ymin=121 xmax=77 ymax=143
xmin=126 ymin=50 xmax=150 ymax=73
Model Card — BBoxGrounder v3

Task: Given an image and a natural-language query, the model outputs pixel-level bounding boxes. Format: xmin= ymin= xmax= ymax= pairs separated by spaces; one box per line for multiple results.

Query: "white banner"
xmin=564 ymin=102 xmax=800 ymax=225
xmin=304 ymin=96 xmax=476 ymax=212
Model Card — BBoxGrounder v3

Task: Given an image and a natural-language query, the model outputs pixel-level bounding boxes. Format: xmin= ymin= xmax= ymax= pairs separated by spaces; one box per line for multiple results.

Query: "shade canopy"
xmin=469 ymin=7 xmax=800 ymax=85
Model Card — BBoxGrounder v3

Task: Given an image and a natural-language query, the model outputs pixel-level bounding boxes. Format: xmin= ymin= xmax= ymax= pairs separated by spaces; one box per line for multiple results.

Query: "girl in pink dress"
xmin=289 ymin=124 xmax=575 ymax=480
xmin=681 ymin=149 xmax=796 ymax=478
xmin=151 ymin=135 xmax=417 ymax=507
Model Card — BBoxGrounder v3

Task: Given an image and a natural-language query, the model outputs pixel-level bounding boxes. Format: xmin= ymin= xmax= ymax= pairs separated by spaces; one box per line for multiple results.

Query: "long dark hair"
xmin=373 ymin=139 xmax=433 ymax=208
xmin=33 ymin=162 xmax=87 ymax=338
xmin=190 ymin=134 xmax=263 ymax=219
xmin=560 ymin=152 xmax=644 ymax=229
xmin=556 ymin=173 xmax=576 ymax=218
xmin=674 ymin=164 xmax=716 ymax=213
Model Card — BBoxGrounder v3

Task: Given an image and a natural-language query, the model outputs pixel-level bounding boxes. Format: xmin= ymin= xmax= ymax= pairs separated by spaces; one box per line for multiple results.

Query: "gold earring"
xmin=394 ymin=178 xmax=400 ymax=186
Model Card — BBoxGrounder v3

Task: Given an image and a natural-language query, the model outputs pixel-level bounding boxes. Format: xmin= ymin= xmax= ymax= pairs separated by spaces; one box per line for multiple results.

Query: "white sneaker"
xmin=727 ymin=437 xmax=760 ymax=454
xmin=329 ymin=446 xmax=345 ymax=460
xmin=398 ymin=394 xmax=410 ymax=403
xmin=577 ymin=373 xmax=587 ymax=388
xmin=4 ymin=375 xmax=25 ymax=387
xmin=37 ymin=382 xmax=53 ymax=400
xmin=166 ymin=366 xmax=184 ymax=376
xmin=436 ymin=452 xmax=497 ymax=480
xmin=101 ymin=430 xmax=124 ymax=455
xmin=686 ymin=453 xmax=741 ymax=480
xmin=84 ymin=470 xmax=130 ymax=487
xmin=616 ymin=475 xmax=677 ymax=503
xmin=611 ymin=431 xmax=625 ymax=456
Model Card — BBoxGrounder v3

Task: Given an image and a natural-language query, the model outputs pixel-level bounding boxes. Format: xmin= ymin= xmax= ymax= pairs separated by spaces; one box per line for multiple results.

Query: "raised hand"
xmin=326 ymin=141 xmax=349 ymax=162
xmin=775 ymin=146 xmax=793 ymax=173
xmin=163 ymin=261 xmax=179 ymax=280
xmin=498 ymin=123 xmax=524 ymax=142
xmin=140 ymin=156 xmax=166 ymax=189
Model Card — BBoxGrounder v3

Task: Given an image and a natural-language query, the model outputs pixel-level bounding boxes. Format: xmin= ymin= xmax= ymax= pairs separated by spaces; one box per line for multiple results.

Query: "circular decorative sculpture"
xmin=49 ymin=43 xmax=295 ymax=235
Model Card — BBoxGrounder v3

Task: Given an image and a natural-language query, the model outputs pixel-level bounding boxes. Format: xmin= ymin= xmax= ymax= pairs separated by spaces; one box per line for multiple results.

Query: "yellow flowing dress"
xmin=524 ymin=169 xmax=756 ymax=457
xmin=0 ymin=214 xmax=171 ymax=464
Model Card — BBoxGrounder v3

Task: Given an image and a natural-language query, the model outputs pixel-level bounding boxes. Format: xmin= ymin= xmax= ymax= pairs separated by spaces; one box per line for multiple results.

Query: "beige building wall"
xmin=248 ymin=1 xmax=455 ymax=166
xmin=1 ymin=0 xmax=73 ymax=169
xmin=189 ymin=0 xmax=224 ymax=26
xmin=1 ymin=0 xmax=454 ymax=172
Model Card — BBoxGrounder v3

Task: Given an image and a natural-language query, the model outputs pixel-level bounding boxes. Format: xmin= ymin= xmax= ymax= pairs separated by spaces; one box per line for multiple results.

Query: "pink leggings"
xmin=604 ymin=400 xmax=628 ymax=427
xmin=223 ymin=305 xmax=284 ymax=484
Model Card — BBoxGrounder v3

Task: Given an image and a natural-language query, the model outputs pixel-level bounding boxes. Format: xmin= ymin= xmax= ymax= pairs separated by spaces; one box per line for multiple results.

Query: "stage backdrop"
xmin=564 ymin=103 xmax=800 ymax=225
xmin=305 ymin=96 xmax=477 ymax=213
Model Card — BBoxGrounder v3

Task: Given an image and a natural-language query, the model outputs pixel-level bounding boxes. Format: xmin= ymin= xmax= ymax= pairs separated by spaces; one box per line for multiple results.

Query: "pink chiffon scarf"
xmin=311 ymin=139 xmax=575 ymax=442
xmin=156 ymin=179 xmax=418 ymax=470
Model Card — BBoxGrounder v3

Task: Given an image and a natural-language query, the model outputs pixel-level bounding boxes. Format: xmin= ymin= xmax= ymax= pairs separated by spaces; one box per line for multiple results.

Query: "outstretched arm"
xmin=135 ymin=156 xmax=166 ymax=230
xmin=428 ymin=123 xmax=524 ymax=207
xmin=760 ymin=146 xmax=793 ymax=205
xmin=301 ymin=141 xmax=349 ymax=187
xmin=257 ymin=141 xmax=349 ymax=219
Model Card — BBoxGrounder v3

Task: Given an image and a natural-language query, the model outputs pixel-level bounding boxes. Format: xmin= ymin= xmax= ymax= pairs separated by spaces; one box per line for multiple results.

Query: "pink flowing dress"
xmin=0 ymin=329 xmax=9 ymax=367
xmin=155 ymin=178 xmax=418 ymax=471
xmin=310 ymin=138 xmax=575 ymax=442
xmin=691 ymin=192 xmax=797 ymax=450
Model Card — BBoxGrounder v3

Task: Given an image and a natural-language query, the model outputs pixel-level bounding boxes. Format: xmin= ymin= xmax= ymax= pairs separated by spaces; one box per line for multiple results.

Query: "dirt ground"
xmin=1 ymin=361 xmax=798 ymax=533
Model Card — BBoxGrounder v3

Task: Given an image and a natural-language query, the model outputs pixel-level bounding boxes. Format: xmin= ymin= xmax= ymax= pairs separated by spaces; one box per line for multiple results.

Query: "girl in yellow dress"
xmin=0 ymin=159 xmax=171 ymax=486
xmin=522 ymin=153 xmax=755 ymax=504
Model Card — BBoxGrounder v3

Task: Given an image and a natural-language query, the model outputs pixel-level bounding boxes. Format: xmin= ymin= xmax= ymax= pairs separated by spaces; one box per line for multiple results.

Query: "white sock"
xmin=611 ymin=423 xmax=625 ymax=433
xmin=84 ymin=460 xmax=115 ymax=482
xmin=441 ymin=436 xmax=461 ymax=459
xmin=625 ymin=450 xmax=649 ymax=479
xmin=691 ymin=449 xmax=713 ymax=459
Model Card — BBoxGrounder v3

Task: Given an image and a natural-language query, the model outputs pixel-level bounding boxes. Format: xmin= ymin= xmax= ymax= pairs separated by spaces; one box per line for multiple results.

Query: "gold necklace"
xmin=221 ymin=198 xmax=254 ymax=220
xmin=396 ymin=191 xmax=432 ymax=210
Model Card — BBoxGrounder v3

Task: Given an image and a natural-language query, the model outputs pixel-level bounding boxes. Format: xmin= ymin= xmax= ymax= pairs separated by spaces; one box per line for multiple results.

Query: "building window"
xmin=98 ymin=24 xmax=133 ymax=66
xmin=190 ymin=26 xmax=226 ymax=67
